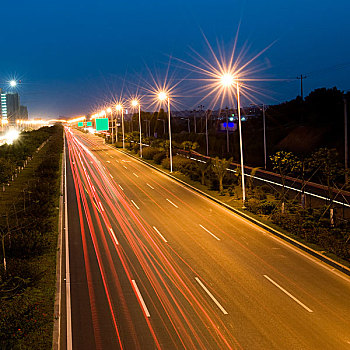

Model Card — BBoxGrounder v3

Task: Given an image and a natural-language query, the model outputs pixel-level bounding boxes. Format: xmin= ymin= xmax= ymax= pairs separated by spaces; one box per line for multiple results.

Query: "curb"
xmin=118 ymin=149 xmax=350 ymax=278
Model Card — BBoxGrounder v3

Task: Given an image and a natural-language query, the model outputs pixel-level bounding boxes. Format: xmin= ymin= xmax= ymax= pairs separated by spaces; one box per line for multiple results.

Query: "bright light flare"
xmin=220 ymin=73 xmax=235 ymax=88
xmin=5 ymin=129 xmax=20 ymax=144
xmin=9 ymin=80 xmax=17 ymax=87
xmin=115 ymin=104 xmax=123 ymax=111
xmin=131 ymin=99 xmax=139 ymax=107
xmin=157 ymin=91 xmax=168 ymax=101
xmin=68 ymin=116 xmax=86 ymax=124
xmin=107 ymin=108 xmax=112 ymax=113
xmin=176 ymin=31 xmax=276 ymax=109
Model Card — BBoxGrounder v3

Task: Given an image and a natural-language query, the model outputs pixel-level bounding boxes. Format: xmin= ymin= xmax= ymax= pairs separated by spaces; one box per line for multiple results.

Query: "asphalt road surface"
xmin=63 ymin=128 xmax=350 ymax=349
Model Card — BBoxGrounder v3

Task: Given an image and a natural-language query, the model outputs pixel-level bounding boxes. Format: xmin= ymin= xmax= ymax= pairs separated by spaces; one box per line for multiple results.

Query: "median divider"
xmin=118 ymin=148 xmax=350 ymax=278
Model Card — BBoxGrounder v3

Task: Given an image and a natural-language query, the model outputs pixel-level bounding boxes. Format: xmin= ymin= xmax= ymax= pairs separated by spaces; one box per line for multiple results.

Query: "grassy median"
xmin=0 ymin=125 xmax=63 ymax=349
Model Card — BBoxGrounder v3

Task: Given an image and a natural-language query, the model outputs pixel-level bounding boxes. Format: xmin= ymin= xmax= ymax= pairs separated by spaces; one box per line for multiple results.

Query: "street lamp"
xmin=107 ymin=107 xmax=114 ymax=143
xmin=220 ymin=73 xmax=246 ymax=204
xmin=9 ymin=80 xmax=17 ymax=88
xmin=157 ymin=91 xmax=173 ymax=172
xmin=131 ymin=99 xmax=142 ymax=157
xmin=115 ymin=104 xmax=124 ymax=149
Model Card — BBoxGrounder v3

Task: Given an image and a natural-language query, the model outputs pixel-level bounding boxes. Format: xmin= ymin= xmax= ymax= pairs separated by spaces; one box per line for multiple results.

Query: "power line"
xmin=297 ymin=75 xmax=307 ymax=100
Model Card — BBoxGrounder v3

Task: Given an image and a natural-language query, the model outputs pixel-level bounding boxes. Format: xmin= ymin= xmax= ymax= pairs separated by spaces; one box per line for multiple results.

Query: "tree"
xmin=270 ymin=151 xmax=301 ymax=212
xmin=309 ymin=148 xmax=343 ymax=225
xmin=211 ymin=157 xmax=232 ymax=193
xmin=309 ymin=148 xmax=341 ymax=202
xmin=0 ymin=159 xmax=13 ymax=188
xmin=181 ymin=141 xmax=199 ymax=155
xmin=197 ymin=160 xmax=211 ymax=185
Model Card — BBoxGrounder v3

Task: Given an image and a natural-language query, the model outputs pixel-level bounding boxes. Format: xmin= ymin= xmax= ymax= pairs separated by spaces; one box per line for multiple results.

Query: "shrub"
xmin=132 ymin=144 xmax=140 ymax=153
xmin=142 ymin=147 xmax=160 ymax=160
xmin=160 ymin=156 xmax=195 ymax=174
xmin=161 ymin=157 xmax=170 ymax=170
xmin=258 ymin=200 xmax=277 ymax=215
xmin=246 ymin=198 xmax=260 ymax=214
xmin=153 ymin=151 xmax=166 ymax=164
xmin=253 ymin=186 xmax=267 ymax=200
xmin=260 ymin=184 xmax=274 ymax=194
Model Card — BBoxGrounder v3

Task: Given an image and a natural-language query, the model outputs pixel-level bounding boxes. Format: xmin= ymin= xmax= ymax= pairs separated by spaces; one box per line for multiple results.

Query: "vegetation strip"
xmin=0 ymin=125 xmax=63 ymax=349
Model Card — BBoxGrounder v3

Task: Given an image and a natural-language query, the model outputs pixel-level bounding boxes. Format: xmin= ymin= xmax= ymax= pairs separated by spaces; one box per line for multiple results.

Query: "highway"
xmin=64 ymin=127 xmax=350 ymax=349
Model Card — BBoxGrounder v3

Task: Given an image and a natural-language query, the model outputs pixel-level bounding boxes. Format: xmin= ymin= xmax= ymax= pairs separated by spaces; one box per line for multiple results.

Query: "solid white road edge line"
xmin=199 ymin=224 xmax=221 ymax=241
xmin=132 ymin=280 xmax=151 ymax=317
xmin=166 ymin=198 xmax=178 ymax=208
xmin=131 ymin=200 xmax=140 ymax=210
xmin=153 ymin=226 xmax=168 ymax=243
xmin=195 ymin=277 xmax=228 ymax=315
xmin=146 ymin=183 xmax=154 ymax=190
xmin=264 ymin=275 xmax=313 ymax=313
xmin=65 ymin=143 xmax=73 ymax=350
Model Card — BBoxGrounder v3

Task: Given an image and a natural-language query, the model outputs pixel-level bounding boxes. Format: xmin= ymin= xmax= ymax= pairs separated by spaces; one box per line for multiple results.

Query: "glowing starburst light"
xmin=115 ymin=104 xmax=123 ymax=111
xmin=220 ymin=73 xmax=235 ymax=88
xmin=131 ymin=99 xmax=139 ymax=107
xmin=177 ymin=31 xmax=276 ymax=109
xmin=158 ymin=91 xmax=168 ymax=101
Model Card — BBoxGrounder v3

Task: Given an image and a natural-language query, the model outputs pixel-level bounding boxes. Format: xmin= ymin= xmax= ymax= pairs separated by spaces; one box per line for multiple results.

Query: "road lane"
xmin=66 ymin=128 xmax=350 ymax=349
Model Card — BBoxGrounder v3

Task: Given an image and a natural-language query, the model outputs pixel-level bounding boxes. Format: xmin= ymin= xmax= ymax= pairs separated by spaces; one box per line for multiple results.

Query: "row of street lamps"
xmin=92 ymin=75 xmax=245 ymax=204
xmin=94 ymin=92 xmax=172 ymax=168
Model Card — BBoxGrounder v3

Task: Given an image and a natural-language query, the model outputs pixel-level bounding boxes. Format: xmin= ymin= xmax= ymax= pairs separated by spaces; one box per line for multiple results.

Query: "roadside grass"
xmin=0 ymin=128 xmax=62 ymax=349
xmin=0 ymin=146 xmax=47 ymax=214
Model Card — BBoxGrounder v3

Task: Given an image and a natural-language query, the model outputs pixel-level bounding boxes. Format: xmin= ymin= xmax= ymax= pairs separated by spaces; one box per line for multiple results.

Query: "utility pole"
xmin=345 ymin=95 xmax=348 ymax=184
xmin=198 ymin=105 xmax=204 ymax=132
xmin=297 ymin=75 xmax=307 ymax=100
xmin=225 ymin=107 xmax=229 ymax=154
xmin=194 ymin=110 xmax=197 ymax=134
xmin=205 ymin=110 xmax=209 ymax=156
xmin=262 ymin=104 xmax=267 ymax=170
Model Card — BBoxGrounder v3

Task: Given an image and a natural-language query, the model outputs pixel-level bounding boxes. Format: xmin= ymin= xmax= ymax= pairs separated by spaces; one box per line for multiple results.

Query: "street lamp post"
xmin=107 ymin=107 xmax=113 ymax=143
xmin=236 ymin=81 xmax=246 ymax=204
xmin=158 ymin=92 xmax=173 ymax=173
xmin=219 ymin=73 xmax=246 ymax=206
xmin=116 ymin=104 xmax=124 ymax=149
xmin=205 ymin=110 xmax=209 ymax=156
xmin=263 ymin=104 xmax=267 ymax=170
xmin=132 ymin=100 xmax=142 ymax=158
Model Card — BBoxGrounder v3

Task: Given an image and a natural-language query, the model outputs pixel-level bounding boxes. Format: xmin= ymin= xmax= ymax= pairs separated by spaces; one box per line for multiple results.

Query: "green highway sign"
xmin=87 ymin=121 xmax=92 ymax=126
xmin=95 ymin=118 xmax=109 ymax=131
xmin=78 ymin=122 xmax=84 ymax=127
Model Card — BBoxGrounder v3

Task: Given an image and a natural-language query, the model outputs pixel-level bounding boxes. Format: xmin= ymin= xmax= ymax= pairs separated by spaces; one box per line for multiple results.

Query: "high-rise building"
xmin=19 ymin=105 xmax=28 ymax=120
xmin=1 ymin=92 xmax=20 ymax=123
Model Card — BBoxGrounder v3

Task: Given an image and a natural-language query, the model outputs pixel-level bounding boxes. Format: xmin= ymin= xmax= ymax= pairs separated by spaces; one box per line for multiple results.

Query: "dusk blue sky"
xmin=1 ymin=0 xmax=349 ymax=118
